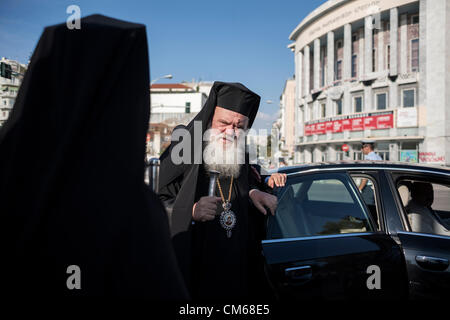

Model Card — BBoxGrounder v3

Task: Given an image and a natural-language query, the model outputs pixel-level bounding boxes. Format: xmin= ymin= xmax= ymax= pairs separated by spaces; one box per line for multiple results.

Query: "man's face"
xmin=361 ymin=144 xmax=372 ymax=155
xmin=210 ymin=106 xmax=249 ymax=146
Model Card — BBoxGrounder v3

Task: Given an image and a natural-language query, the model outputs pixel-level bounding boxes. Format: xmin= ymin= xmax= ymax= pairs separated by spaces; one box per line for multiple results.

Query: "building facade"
xmin=148 ymin=82 xmax=210 ymax=156
xmin=0 ymin=57 xmax=27 ymax=126
xmin=289 ymin=0 xmax=450 ymax=165
xmin=279 ymin=78 xmax=296 ymax=162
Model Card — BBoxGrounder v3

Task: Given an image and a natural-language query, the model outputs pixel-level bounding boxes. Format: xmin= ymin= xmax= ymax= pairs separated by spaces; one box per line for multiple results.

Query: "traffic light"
xmin=0 ymin=62 xmax=12 ymax=79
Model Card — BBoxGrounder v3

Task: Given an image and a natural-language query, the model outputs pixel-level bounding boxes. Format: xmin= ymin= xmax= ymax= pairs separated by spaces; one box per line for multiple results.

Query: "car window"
xmin=351 ymin=175 xmax=381 ymax=230
xmin=307 ymin=179 xmax=353 ymax=203
xmin=396 ymin=178 xmax=450 ymax=236
xmin=267 ymin=172 xmax=374 ymax=240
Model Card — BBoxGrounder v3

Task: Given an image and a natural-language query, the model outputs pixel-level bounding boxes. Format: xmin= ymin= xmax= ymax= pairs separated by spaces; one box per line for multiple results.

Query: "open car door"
xmin=389 ymin=172 xmax=450 ymax=299
xmin=262 ymin=172 xmax=408 ymax=299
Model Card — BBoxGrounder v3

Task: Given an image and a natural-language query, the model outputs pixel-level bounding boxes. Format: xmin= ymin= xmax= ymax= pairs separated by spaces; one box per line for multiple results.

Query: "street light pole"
xmin=150 ymin=74 xmax=173 ymax=85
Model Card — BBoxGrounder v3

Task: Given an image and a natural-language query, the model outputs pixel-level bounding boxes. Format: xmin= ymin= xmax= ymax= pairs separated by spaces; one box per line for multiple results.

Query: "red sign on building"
xmin=304 ymin=111 xmax=394 ymax=136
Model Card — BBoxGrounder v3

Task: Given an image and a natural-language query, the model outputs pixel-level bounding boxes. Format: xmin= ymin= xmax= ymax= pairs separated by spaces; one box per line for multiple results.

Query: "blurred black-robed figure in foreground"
xmin=158 ymin=82 xmax=276 ymax=301
xmin=0 ymin=15 xmax=188 ymax=299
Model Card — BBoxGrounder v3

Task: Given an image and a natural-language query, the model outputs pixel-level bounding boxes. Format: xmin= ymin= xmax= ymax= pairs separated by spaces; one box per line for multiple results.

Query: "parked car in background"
xmin=262 ymin=161 xmax=450 ymax=299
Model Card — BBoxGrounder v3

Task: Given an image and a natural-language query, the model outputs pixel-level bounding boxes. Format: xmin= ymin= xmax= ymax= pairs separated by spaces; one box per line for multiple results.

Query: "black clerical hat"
xmin=216 ymin=83 xmax=260 ymax=119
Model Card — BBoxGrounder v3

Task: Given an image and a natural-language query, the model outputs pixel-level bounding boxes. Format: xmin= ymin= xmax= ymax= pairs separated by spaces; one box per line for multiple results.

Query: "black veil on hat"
xmin=0 ymin=14 xmax=188 ymax=299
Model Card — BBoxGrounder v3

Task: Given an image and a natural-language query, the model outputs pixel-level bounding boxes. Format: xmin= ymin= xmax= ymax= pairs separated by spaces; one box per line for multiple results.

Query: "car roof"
xmin=273 ymin=161 xmax=450 ymax=176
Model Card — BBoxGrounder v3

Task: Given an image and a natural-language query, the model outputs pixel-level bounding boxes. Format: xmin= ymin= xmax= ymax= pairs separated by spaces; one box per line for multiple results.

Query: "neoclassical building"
xmin=289 ymin=0 xmax=450 ymax=165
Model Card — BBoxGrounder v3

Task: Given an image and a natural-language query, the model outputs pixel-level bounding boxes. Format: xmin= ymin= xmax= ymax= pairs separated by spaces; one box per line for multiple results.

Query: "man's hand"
xmin=359 ymin=178 xmax=368 ymax=191
xmin=250 ymin=165 xmax=262 ymax=183
xmin=192 ymin=196 xmax=221 ymax=222
xmin=249 ymin=189 xmax=277 ymax=216
xmin=267 ymin=173 xmax=287 ymax=188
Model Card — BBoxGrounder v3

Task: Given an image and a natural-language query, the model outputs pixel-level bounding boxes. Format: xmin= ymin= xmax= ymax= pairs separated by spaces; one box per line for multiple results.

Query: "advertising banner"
xmin=304 ymin=111 xmax=394 ymax=136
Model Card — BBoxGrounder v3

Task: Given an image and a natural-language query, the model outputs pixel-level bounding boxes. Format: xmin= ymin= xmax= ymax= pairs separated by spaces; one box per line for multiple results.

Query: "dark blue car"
xmin=263 ymin=161 xmax=450 ymax=299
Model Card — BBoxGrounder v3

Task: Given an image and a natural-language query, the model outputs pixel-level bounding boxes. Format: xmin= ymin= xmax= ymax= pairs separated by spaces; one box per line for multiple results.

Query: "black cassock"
xmin=0 ymin=15 xmax=188 ymax=300
xmin=160 ymin=162 xmax=269 ymax=301
xmin=159 ymin=82 xmax=272 ymax=301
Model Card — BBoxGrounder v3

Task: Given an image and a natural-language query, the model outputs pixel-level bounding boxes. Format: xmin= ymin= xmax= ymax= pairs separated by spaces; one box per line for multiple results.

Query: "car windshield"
xmin=267 ymin=172 xmax=374 ymax=240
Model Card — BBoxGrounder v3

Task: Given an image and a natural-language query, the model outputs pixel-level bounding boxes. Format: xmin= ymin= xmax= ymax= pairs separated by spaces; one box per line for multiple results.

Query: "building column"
xmin=420 ymin=0 xmax=450 ymax=166
xmin=390 ymin=8 xmax=399 ymax=76
xmin=418 ymin=1 xmax=426 ymax=108
xmin=364 ymin=86 xmax=373 ymax=111
xmin=389 ymin=80 xmax=398 ymax=109
xmin=295 ymin=51 xmax=303 ymax=141
xmin=326 ymin=31 xmax=335 ymax=117
xmin=389 ymin=7 xmax=399 ymax=109
xmin=303 ymin=45 xmax=310 ymax=97
xmin=313 ymin=100 xmax=319 ymax=120
xmin=400 ymin=14 xmax=408 ymax=74
xmin=343 ymin=24 xmax=352 ymax=80
xmin=304 ymin=148 xmax=312 ymax=163
xmin=343 ymin=24 xmax=352 ymax=114
xmin=389 ymin=143 xmax=399 ymax=161
xmin=296 ymin=51 xmax=303 ymax=104
xmin=314 ymin=39 xmax=321 ymax=90
xmin=399 ymin=13 xmax=408 ymax=74
xmin=364 ymin=15 xmax=373 ymax=75
xmin=314 ymin=147 xmax=321 ymax=163
xmin=298 ymin=105 xmax=304 ymax=143
xmin=328 ymin=145 xmax=337 ymax=162
xmin=327 ymin=32 xmax=335 ymax=85
xmin=358 ymin=28 xmax=365 ymax=80
xmin=378 ymin=21 xmax=385 ymax=71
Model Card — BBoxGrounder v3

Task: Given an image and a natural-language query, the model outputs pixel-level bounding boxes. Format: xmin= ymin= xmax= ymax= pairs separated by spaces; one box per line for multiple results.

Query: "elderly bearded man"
xmin=158 ymin=82 xmax=277 ymax=301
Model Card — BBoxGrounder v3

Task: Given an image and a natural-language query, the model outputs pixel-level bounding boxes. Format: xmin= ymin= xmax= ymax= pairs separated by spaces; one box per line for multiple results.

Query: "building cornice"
xmin=289 ymin=0 xmax=351 ymax=41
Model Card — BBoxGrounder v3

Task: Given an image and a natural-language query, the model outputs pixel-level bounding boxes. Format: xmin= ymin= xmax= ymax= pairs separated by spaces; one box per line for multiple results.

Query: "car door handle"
xmin=285 ymin=265 xmax=312 ymax=282
xmin=415 ymin=255 xmax=449 ymax=271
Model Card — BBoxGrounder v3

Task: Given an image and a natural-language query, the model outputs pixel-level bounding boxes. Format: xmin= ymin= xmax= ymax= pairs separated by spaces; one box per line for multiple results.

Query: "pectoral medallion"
xmin=219 ymin=201 xmax=236 ymax=238
xmin=216 ymin=177 xmax=237 ymax=238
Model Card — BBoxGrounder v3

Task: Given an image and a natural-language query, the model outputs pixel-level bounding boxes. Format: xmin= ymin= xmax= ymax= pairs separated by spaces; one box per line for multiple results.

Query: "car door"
xmin=262 ymin=171 xmax=408 ymax=299
xmin=387 ymin=171 xmax=450 ymax=299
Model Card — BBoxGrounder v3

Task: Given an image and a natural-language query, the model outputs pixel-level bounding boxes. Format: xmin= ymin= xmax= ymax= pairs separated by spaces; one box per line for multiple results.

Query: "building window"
xmin=411 ymin=14 xmax=419 ymax=25
xmin=399 ymin=142 xmax=418 ymax=163
xmin=352 ymin=33 xmax=358 ymax=42
xmin=335 ymin=60 xmax=342 ymax=80
xmin=372 ymin=29 xmax=376 ymax=47
xmin=411 ymin=39 xmax=419 ymax=72
xmin=376 ymin=92 xmax=387 ymax=110
xmin=386 ymin=45 xmax=391 ymax=70
xmin=321 ymin=50 xmax=326 ymax=87
xmin=351 ymin=55 xmax=358 ymax=78
xmin=376 ymin=142 xmax=390 ymax=160
xmin=354 ymin=96 xmax=363 ymax=113
xmin=320 ymin=103 xmax=326 ymax=118
xmin=372 ymin=49 xmax=376 ymax=72
xmin=336 ymin=40 xmax=343 ymax=49
xmin=185 ymin=102 xmax=191 ymax=113
xmin=402 ymin=89 xmax=416 ymax=107
xmin=336 ymin=99 xmax=342 ymax=115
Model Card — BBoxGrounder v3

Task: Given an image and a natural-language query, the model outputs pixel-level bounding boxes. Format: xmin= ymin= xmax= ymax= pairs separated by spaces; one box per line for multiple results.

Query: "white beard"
xmin=203 ymin=133 xmax=245 ymax=178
